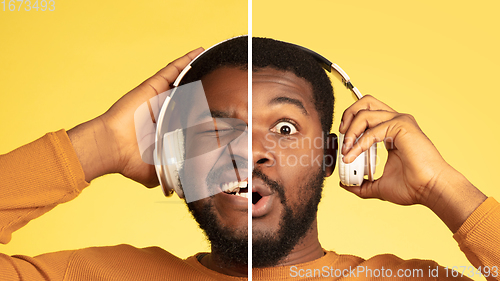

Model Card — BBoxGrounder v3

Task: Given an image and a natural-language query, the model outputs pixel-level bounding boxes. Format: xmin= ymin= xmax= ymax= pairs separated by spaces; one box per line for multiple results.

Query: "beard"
xmin=185 ymin=156 xmax=249 ymax=266
xmin=251 ymin=167 xmax=324 ymax=268
xmin=184 ymin=161 xmax=324 ymax=268
xmin=187 ymin=198 xmax=249 ymax=266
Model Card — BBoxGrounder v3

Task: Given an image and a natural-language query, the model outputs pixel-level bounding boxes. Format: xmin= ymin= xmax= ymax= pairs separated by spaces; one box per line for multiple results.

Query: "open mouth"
xmin=222 ymin=180 xmax=248 ymax=198
xmin=251 ymin=178 xmax=274 ymax=217
xmin=220 ymin=179 xmax=266 ymax=205
xmin=252 ymin=192 xmax=262 ymax=204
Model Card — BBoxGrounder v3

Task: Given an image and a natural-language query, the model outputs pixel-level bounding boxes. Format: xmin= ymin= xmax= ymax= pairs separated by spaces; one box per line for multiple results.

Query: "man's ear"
xmin=324 ymin=133 xmax=338 ymax=177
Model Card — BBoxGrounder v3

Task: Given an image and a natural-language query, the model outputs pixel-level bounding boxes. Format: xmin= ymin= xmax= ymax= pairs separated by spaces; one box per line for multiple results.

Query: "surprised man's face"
xmin=251 ymin=67 xmax=325 ymax=267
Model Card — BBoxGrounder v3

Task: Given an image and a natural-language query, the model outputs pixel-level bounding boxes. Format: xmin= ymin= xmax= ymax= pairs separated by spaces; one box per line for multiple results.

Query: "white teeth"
xmin=222 ymin=180 xmax=248 ymax=195
xmin=234 ymin=192 xmax=248 ymax=198
xmin=222 ymin=181 xmax=240 ymax=193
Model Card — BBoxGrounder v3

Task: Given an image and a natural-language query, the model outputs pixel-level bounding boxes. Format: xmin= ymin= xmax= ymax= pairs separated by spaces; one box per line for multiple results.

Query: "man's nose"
xmin=252 ymin=130 xmax=276 ymax=169
xmin=226 ymin=128 xmax=249 ymax=162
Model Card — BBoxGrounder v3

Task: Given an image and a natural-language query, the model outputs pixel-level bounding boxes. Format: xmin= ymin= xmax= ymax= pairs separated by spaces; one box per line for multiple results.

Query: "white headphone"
xmin=291 ymin=44 xmax=377 ymax=186
xmin=154 ymin=37 xmax=247 ymax=198
xmin=153 ymin=37 xmax=377 ymax=199
xmin=338 ymin=133 xmax=376 ymax=186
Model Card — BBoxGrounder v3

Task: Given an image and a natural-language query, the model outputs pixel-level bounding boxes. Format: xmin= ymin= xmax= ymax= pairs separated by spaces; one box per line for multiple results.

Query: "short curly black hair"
xmin=181 ymin=36 xmax=334 ymax=133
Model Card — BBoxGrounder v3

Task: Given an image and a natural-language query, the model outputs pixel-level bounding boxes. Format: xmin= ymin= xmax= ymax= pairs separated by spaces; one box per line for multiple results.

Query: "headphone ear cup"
xmin=364 ymin=142 xmax=377 ymax=181
xmin=338 ymin=133 xmax=348 ymax=184
xmin=338 ymin=151 xmax=347 ymax=184
xmin=158 ymin=129 xmax=185 ymax=198
xmin=338 ymin=133 xmax=366 ymax=186
xmin=171 ymin=129 xmax=185 ymax=198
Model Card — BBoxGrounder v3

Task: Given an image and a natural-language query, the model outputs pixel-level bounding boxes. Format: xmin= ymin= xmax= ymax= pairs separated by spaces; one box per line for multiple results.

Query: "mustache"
xmin=252 ymin=168 xmax=285 ymax=202
xmin=206 ymin=156 xmax=248 ymax=188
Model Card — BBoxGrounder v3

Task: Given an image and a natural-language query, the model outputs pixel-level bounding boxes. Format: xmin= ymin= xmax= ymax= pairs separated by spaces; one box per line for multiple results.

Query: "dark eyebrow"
xmin=269 ymin=96 xmax=309 ymax=116
xmin=195 ymin=109 xmax=233 ymax=123
xmin=210 ymin=110 xmax=232 ymax=119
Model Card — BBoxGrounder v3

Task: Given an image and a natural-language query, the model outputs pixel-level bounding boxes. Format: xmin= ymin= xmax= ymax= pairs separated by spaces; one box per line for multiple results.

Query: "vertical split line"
xmin=247 ymin=0 xmax=253 ymax=278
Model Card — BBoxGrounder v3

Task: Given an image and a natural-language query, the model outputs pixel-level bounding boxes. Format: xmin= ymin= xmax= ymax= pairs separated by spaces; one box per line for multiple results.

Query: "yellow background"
xmin=0 ymin=0 xmax=246 ymax=259
xmin=254 ymin=1 xmax=500 ymax=280
xmin=1 ymin=0 xmax=500 ymax=279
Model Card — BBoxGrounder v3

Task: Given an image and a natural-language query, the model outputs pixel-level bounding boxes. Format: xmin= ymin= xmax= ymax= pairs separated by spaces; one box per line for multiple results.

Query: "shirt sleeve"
xmin=0 ymin=130 xmax=89 ymax=244
xmin=453 ymin=197 xmax=500 ymax=281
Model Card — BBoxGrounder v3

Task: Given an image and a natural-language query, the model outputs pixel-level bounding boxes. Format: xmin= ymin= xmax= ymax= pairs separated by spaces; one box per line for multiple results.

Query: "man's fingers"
xmin=342 ymin=110 xmax=399 ymax=155
xmin=339 ymin=180 xmax=382 ymax=200
xmin=339 ymin=95 xmax=396 ymax=134
xmin=343 ymin=114 xmax=418 ymax=163
xmin=143 ymin=47 xmax=204 ymax=95
xmin=156 ymin=47 xmax=204 ymax=84
xmin=343 ymin=126 xmax=382 ymax=163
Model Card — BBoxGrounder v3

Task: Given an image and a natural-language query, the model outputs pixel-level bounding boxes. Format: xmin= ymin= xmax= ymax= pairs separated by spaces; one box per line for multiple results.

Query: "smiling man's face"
xmin=186 ymin=66 xmax=327 ymax=268
xmin=185 ymin=66 xmax=249 ymax=268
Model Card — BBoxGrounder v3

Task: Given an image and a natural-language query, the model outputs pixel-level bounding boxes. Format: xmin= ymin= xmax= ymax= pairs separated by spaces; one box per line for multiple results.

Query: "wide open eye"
xmin=271 ymin=120 xmax=298 ymax=135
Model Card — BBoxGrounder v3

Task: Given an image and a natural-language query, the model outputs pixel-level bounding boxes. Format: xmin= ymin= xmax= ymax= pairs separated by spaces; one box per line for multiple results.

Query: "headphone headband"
xmin=289 ymin=43 xmax=362 ymax=100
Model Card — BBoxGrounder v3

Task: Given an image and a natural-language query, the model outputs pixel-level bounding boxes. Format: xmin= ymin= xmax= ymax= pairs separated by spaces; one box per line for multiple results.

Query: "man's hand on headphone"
xmin=339 ymin=95 xmax=486 ymax=232
xmin=68 ymin=47 xmax=204 ymax=187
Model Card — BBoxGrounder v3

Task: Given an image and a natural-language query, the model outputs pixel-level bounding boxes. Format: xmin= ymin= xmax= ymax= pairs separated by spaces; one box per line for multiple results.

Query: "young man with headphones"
xmin=0 ymin=37 xmax=499 ymax=280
